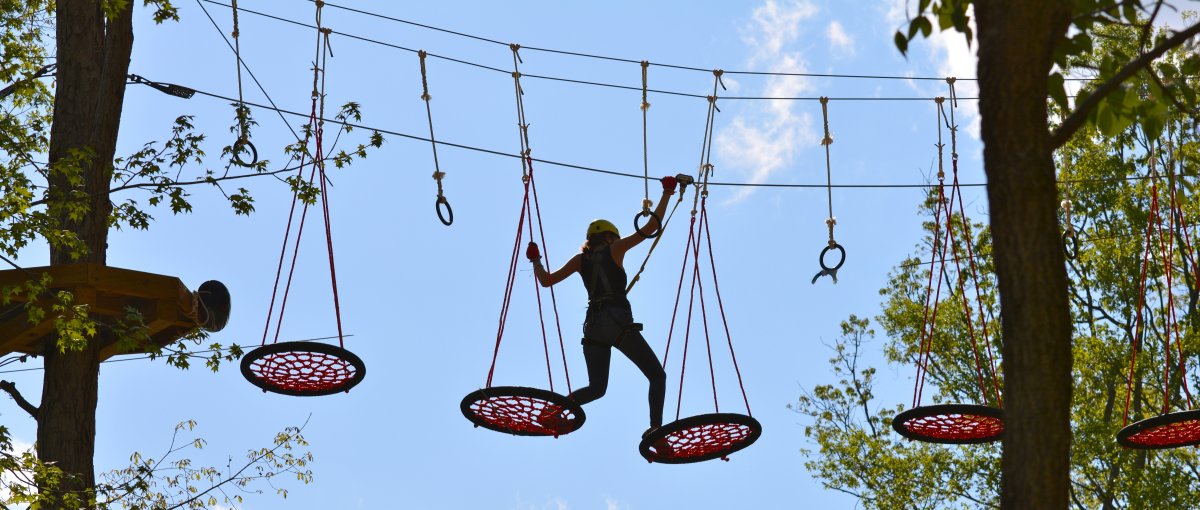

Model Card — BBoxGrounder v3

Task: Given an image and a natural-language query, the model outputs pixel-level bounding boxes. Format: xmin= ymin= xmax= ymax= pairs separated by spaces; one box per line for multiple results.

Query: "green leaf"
xmin=895 ymin=31 xmax=909 ymax=56
xmin=1048 ymin=72 xmax=1069 ymax=111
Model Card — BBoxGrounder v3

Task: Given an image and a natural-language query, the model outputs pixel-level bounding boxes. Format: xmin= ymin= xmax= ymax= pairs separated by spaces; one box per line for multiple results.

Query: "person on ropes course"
xmin=526 ymin=175 xmax=678 ymax=440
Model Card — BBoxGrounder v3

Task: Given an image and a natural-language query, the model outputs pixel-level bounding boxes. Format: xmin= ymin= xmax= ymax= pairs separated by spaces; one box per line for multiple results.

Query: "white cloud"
xmin=882 ymin=0 xmax=980 ymax=142
xmin=717 ymin=0 xmax=820 ymax=203
xmin=605 ymin=497 xmax=630 ymax=510
xmin=827 ymin=21 xmax=854 ymax=55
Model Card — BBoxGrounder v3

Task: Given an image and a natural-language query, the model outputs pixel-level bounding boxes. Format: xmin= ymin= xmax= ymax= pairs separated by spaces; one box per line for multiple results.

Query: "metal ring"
xmin=231 ymin=139 xmax=258 ymax=167
xmin=633 ymin=210 xmax=662 ymax=239
xmin=435 ymin=196 xmax=454 ymax=226
xmin=1062 ymin=231 xmax=1078 ymax=261
xmin=819 ymin=243 xmax=846 ymax=271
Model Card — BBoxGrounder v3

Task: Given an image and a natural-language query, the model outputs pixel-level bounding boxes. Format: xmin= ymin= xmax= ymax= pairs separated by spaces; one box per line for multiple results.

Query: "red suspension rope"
xmin=1124 ymin=160 xmax=1161 ymax=425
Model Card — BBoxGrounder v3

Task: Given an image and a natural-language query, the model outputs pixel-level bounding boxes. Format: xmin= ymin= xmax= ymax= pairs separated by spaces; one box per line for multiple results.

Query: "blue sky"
xmin=0 ymin=1 xmax=1005 ymax=508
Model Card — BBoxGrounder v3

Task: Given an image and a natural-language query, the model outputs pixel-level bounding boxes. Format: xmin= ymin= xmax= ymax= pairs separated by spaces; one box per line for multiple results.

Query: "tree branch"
xmin=0 ymin=380 xmax=39 ymax=420
xmin=1051 ymin=21 xmax=1200 ymax=149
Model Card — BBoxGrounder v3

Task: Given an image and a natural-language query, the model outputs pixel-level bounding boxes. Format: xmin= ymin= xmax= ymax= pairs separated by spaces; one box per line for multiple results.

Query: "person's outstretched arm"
xmin=529 ymin=242 xmax=580 ymax=287
xmin=614 ymin=176 xmax=677 ymax=258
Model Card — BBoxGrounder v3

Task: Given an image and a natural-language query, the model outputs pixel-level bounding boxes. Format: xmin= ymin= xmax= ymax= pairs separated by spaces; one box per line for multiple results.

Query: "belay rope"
xmin=639 ymin=70 xmax=761 ymax=464
xmin=892 ymin=88 xmax=1003 ymax=444
xmin=417 ymin=50 xmax=453 ymax=226
xmin=811 ymin=97 xmax=845 ymax=284
xmin=459 ymin=43 xmax=584 ymax=439
xmin=1117 ymin=139 xmax=1200 ymax=449
xmin=228 ymin=0 xmax=257 ymax=167
xmin=240 ymin=1 xmax=365 ymax=397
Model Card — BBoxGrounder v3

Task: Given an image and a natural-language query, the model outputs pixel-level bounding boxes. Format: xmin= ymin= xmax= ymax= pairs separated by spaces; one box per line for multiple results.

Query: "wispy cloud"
xmin=716 ymin=0 xmax=820 ymax=203
xmin=827 ymin=21 xmax=854 ymax=55
xmin=882 ymin=1 xmax=980 ymax=141
xmin=605 ymin=496 xmax=630 ymax=510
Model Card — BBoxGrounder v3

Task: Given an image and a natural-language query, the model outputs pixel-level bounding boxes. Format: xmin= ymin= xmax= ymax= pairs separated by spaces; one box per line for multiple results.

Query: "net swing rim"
xmin=638 ymin=412 xmax=762 ymax=464
xmin=240 ymin=340 xmax=366 ymax=397
xmin=1117 ymin=409 xmax=1200 ymax=450
xmin=891 ymin=403 xmax=1004 ymax=445
xmin=460 ymin=385 xmax=586 ymax=437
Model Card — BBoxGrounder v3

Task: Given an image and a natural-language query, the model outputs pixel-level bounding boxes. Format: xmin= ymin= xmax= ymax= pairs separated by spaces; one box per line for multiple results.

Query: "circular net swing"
xmin=1117 ymin=142 xmax=1200 ymax=450
xmin=640 ymin=77 xmax=761 ymax=464
xmin=893 ymin=90 xmax=1003 ymax=444
xmin=460 ymin=45 xmax=583 ymax=438
xmin=241 ymin=4 xmax=364 ymax=397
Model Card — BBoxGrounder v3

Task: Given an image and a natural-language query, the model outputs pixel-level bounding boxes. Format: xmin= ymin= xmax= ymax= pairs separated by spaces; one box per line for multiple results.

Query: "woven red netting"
xmin=241 ymin=342 xmax=365 ymax=396
xmin=639 ymin=413 xmax=762 ymax=464
xmin=460 ymin=386 xmax=585 ymax=437
xmin=894 ymin=404 xmax=1004 ymax=444
xmin=1119 ymin=411 xmax=1200 ymax=449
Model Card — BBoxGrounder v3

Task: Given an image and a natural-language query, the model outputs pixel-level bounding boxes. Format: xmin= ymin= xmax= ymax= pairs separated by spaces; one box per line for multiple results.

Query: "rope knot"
xmin=231 ymin=29 xmax=239 ymax=38
xmin=315 ymin=0 xmax=324 ymax=7
xmin=934 ymin=96 xmax=945 ymax=104
xmin=1061 ymin=199 xmax=1072 ymax=212
xmin=946 ymin=76 xmax=957 ymax=85
xmin=433 ymin=170 xmax=446 ymax=182
xmin=509 ymin=43 xmax=521 ymax=52
xmin=821 ymin=133 xmax=834 ymax=146
xmin=641 ymin=101 xmax=651 ymax=111
xmin=642 ymin=198 xmax=653 ymax=212
xmin=511 ymin=71 xmax=521 ymax=79
xmin=319 ymin=27 xmax=332 ymax=36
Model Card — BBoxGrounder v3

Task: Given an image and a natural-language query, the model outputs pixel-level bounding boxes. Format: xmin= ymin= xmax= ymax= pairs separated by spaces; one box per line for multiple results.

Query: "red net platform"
xmin=1118 ymin=410 xmax=1200 ymax=449
xmin=460 ymin=386 xmax=585 ymax=437
xmin=639 ymin=413 xmax=762 ymax=464
xmin=892 ymin=403 xmax=1004 ymax=444
xmin=240 ymin=341 xmax=365 ymax=397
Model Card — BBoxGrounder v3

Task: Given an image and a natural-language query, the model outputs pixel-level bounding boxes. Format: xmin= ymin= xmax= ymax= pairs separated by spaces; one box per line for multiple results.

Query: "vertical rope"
xmin=231 ymin=0 xmax=248 ymax=142
xmin=418 ymin=50 xmax=450 ymax=218
xmin=1165 ymin=138 xmax=1197 ymax=409
xmin=702 ymin=195 xmax=753 ymax=415
xmin=641 ymin=60 xmax=651 ymax=213
xmin=1124 ymin=151 xmax=1161 ymax=425
xmin=912 ymin=98 xmax=949 ymax=408
xmin=819 ymin=97 xmax=837 ymax=246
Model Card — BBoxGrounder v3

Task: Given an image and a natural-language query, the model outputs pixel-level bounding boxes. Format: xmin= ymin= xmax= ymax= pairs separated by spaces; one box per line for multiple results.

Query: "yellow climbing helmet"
xmin=587 ymin=219 xmax=620 ymax=237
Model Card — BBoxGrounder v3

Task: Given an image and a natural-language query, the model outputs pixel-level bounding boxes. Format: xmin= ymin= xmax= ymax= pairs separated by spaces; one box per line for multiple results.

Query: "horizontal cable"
xmin=304 ymin=0 xmax=1103 ymax=83
xmin=203 ymin=0 xmax=984 ymax=100
xmin=174 ymin=84 xmax=1163 ymax=191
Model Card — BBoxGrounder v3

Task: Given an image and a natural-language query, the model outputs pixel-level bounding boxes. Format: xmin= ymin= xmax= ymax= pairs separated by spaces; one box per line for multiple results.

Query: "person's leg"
xmin=568 ymin=343 xmax=612 ymax=405
xmin=616 ymin=331 xmax=666 ymax=428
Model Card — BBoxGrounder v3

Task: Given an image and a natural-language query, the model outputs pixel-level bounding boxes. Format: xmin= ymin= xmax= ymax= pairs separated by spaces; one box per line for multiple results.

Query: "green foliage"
xmin=894 ymin=1 xmax=1200 ymax=144
xmin=1 ymin=420 xmax=313 ymax=510
xmin=799 ymin=97 xmax=1200 ymax=510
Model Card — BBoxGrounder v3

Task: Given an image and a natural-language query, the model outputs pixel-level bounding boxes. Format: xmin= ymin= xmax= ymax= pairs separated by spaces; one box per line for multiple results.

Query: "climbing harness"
xmin=1117 ymin=137 xmax=1200 ymax=449
xmin=640 ymin=71 xmax=761 ymax=464
xmin=460 ymin=44 xmax=584 ymax=438
xmin=811 ymin=97 xmax=845 ymax=284
xmin=418 ymin=50 xmax=453 ymax=226
xmin=240 ymin=2 xmax=364 ymax=397
xmin=893 ymin=87 xmax=1004 ymax=444
xmin=229 ymin=0 xmax=257 ymax=167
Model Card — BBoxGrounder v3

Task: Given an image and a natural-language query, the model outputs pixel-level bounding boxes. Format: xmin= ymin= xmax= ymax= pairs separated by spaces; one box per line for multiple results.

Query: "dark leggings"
xmin=569 ymin=315 xmax=666 ymax=428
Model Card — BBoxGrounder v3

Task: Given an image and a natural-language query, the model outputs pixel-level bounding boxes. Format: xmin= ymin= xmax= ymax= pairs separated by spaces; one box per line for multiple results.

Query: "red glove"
xmin=526 ymin=242 xmax=542 ymax=261
xmin=661 ymin=175 xmax=678 ymax=193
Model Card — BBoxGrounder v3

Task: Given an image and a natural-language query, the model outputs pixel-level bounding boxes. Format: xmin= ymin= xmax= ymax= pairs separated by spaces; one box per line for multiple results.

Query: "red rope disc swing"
xmin=241 ymin=5 xmax=364 ymax=397
xmin=893 ymin=89 xmax=1003 ymax=444
xmin=1117 ymin=142 xmax=1200 ymax=450
xmin=640 ymin=74 xmax=761 ymax=464
xmin=460 ymin=45 xmax=583 ymax=438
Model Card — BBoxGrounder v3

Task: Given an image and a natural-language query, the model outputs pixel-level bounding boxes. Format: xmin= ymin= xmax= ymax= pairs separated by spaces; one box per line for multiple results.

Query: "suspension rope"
xmin=228 ymin=0 xmax=257 ymax=167
xmin=1124 ymin=148 xmax=1162 ymax=425
xmin=663 ymin=71 xmax=722 ymax=369
xmin=260 ymin=0 xmax=345 ymax=348
xmin=641 ymin=60 xmax=651 ymax=214
xmin=484 ymin=44 xmax=572 ymax=393
xmin=820 ymin=97 xmax=836 ymax=245
xmin=418 ymin=50 xmax=453 ymax=226
xmin=1164 ymin=136 xmax=1197 ymax=410
xmin=945 ymin=77 xmax=1002 ymax=407
xmin=912 ymin=97 xmax=951 ymax=408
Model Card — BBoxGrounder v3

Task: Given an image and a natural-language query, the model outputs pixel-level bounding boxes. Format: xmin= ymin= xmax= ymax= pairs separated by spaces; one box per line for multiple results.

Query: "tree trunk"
xmin=39 ymin=2 xmax=133 ymax=508
xmin=974 ymin=2 xmax=1075 ymax=509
